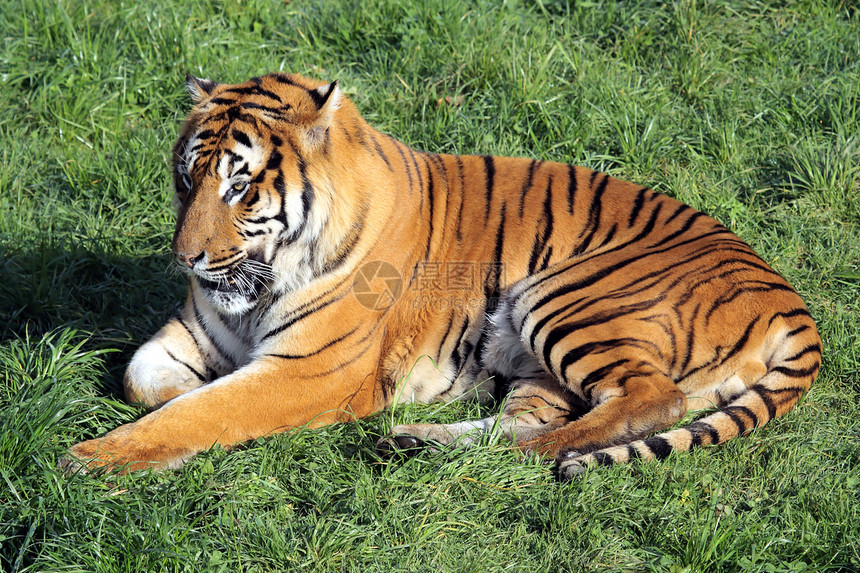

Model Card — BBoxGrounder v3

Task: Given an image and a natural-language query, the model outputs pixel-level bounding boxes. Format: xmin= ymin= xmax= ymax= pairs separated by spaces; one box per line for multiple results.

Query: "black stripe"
xmin=557 ymin=337 xmax=663 ymax=378
xmin=165 ymin=349 xmax=206 ymax=382
xmin=421 ymin=155 xmax=436 ymax=233
xmin=677 ymin=258 xmax=783 ymax=307
xmin=308 ymin=344 xmax=376 ymax=378
xmin=244 ymin=186 xmax=261 ymax=208
xmin=454 ymin=156 xmax=466 ymax=241
xmin=526 ymin=295 xmax=588 ymax=353
xmin=592 ymin=451 xmax=614 ymax=467
xmin=767 ymin=308 xmax=812 ymax=327
xmin=687 ymin=421 xmax=720 ymax=446
xmin=723 ymin=405 xmax=759 ymax=431
xmin=771 ymin=364 xmax=820 ymax=378
xmin=272 ymin=174 xmax=290 ymax=228
xmin=423 ymin=155 xmax=436 ymax=261
xmin=580 ymin=359 xmax=628 ymax=399
xmin=518 ymin=159 xmax=539 ymax=218
xmin=368 ymin=132 xmax=393 ymax=170
xmin=261 ymin=294 xmax=343 ymax=342
xmin=749 ymin=385 xmax=777 ymax=420
xmin=527 ymin=174 xmax=555 ymax=275
xmin=448 ymin=316 xmax=472 ymax=375
xmin=538 ymin=298 xmax=665 ymax=372
xmin=238 ymin=102 xmax=287 ymax=116
xmin=209 ymin=97 xmax=237 ymax=106
xmin=426 ymin=153 xmax=449 ymax=183
xmin=784 ymin=343 xmax=822 ymax=362
xmin=268 ymin=327 xmax=359 ymax=360
xmin=485 ymin=203 xmax=506 ymax=299
xmin=266 ymin=149 xmax=284 ymax=171
xmin=223 ymin=86 xmax=283 ymax=102
xmin=521 ymin=223 xmax=739 ymax=321
xmin=566 ymin=164 xmax=577 ymax=215
xmin=766 ymin=386 xmax=808 ymax=401
xmin=596 ymin=223 xmax=618 ymax=249
xmin=271 ymin=74 xmax=299 ymax=86
xmin=475 ymin=206 xmax=506 ymax=367
xmin=786 ymin=324 xmax=811 ymax=337
xmin=538 ymin=246 xmax=554 ymax=273
xmin=206 ymin=253 xmax=247 ymax=270
xmin=252 ymin=168 xmax=267 ymax=184
xmin=176 ymin=315 xmax=203 ymax=352
xmin=393 ymin=140 xmax=414 ymax=191
xmin=704 ymin=282 xmax=797 ymax=322
xmin=628 ymin=187 xmax=648 ymax=227
xmin=721 ymin=406 xmax=750 ymax=435
xmin=307 ymin=83 xmax=335 ymax=108
xmin=715 ymin=317 xmax=760 ymax=367
xmin=436 ymin=311 xmax=456 ymax=363
xmin=407 ymin=147 xmax=425 ymax=204
xmin=648 ymin=211 xmax=706 ymax=250
xmin=231 ymin=129 xmax=253 ymax=148
xmin=643 ymin=436 xmax=673 ymax=460
xmin=299 ymin=165 xmax=315 ymax=230
xmin=483 ymin=155 xmax=495 ymax=223
xmin=664 ymin=203 xmax=691 ymax=225
xmin=627 ymin=444 xmax=641 ymax=460
xmin=537 ymin=236 xmax=732 ymax=342
xmin=572 ymin=173 xmax=609 ymax=256
xmin=240 ymin=228 xmax=267 ymax=238
xmin=279 ymin=142 xmax=315 ymax=242
xmin=195 ymin=129 xmax=217 ymax=141
xmin=190 ymin=294 xmax=236 ymax=366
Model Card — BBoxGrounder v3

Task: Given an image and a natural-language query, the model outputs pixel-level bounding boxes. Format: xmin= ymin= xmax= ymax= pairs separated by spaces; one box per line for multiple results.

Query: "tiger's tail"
xmin=556 ymin=328 xmax=821 ymax=479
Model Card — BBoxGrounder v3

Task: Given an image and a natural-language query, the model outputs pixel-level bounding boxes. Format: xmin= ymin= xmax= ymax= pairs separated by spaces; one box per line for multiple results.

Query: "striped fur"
xmin=64 ymin=73 xmax=820 ymax=477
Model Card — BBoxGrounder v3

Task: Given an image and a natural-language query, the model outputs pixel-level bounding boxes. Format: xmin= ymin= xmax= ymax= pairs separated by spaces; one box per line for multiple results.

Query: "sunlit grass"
xmin=1 ymin=0 xmax=858 ymax=571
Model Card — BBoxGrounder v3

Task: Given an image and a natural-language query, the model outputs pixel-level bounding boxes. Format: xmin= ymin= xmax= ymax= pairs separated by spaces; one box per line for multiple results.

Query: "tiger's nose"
xmin=175 ymin=251 xmax=205 ymax=268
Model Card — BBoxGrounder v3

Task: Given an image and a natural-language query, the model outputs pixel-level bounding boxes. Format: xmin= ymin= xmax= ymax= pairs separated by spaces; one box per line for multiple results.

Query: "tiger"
xmin=64 ymin=72 xmax=821 ymax=479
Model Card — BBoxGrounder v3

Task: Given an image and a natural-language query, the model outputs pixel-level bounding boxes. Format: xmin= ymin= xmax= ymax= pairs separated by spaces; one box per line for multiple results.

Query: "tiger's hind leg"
xmin=517 ymin=364 xmax=688 ymax=458
xmin=378 ymin=299 xmax=588 ymax=453
xmin=506 ymin=259 xmax=692 ymax=462
xmin=379 ymin=373 xmax=587 ymax=453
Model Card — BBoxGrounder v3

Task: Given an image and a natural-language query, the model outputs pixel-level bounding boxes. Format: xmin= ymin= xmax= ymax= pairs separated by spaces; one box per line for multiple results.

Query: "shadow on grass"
xmin=0 ymin=237 xmax=185 ymax=396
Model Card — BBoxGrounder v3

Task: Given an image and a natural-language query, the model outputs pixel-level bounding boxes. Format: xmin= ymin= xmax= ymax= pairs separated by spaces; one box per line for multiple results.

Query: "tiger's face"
xmin=171 ymin=74 xmax=342 ymax=314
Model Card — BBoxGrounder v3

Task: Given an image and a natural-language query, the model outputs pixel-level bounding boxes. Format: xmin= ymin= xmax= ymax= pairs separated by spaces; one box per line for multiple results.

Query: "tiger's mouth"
xmin=191 ymin=254 xmax=276 ymax=313
xmin=197 ymin=276 xmax=245 ymax=294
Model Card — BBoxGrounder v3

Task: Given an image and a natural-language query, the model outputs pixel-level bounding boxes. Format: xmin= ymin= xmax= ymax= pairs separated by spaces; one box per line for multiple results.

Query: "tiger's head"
xmin=171 ymin=73 xmax=364 ymax=314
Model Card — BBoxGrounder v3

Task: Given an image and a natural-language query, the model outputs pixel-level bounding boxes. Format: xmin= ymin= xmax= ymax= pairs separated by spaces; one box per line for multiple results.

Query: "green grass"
xmin=1 ymin=0 xmax=859 ymax=571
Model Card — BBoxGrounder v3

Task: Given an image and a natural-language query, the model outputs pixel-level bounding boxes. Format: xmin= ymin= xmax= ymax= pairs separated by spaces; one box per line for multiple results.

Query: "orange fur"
xmin=64 ymin=73 xmax=820 ymax=477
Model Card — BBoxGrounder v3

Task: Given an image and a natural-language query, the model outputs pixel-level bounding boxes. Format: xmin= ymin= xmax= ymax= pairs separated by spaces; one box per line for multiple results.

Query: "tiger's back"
xmin=373 ymin=151 xmax=819 ymax=475
xmin=65 ymin=73 xmax=820 ymax=477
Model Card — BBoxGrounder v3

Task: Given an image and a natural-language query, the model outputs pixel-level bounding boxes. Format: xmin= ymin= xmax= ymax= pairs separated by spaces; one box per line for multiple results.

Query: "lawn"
xmin=1 ymin=0 xmax=859 ymax=571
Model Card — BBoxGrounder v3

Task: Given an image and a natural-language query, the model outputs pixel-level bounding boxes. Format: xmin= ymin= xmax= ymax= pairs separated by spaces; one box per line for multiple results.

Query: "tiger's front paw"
xmin=59 ymin=438 xmax=119 ymax=475
xmin=60 ymin=424 xmax=174 ymax=475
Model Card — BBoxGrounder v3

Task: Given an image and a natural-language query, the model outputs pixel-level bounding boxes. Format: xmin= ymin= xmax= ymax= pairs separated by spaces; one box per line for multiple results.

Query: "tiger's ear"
xmin=305 ymin=80 xmax=341 ymax=148
xmin=185 ymin=74 xmax=219 ymax=104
